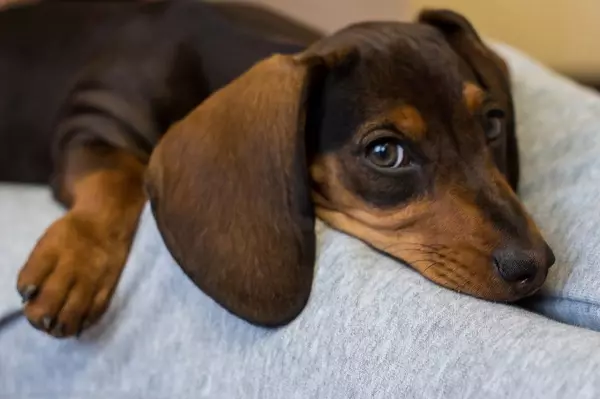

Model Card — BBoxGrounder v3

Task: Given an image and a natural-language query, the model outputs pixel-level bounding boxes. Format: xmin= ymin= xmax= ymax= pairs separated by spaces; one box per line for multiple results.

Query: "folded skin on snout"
xmin=146 ymin=10 xmax=555 ymax=327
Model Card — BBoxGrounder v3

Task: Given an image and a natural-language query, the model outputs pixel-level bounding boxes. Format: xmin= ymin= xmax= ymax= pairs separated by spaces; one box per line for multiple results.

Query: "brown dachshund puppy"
xmin=2 ymin=1 xmax=554 ymax=337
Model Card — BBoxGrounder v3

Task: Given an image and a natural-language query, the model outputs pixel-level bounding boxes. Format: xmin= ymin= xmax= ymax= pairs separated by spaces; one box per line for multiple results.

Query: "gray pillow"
xmin=494 ymin=43 xmax=600 ymax=331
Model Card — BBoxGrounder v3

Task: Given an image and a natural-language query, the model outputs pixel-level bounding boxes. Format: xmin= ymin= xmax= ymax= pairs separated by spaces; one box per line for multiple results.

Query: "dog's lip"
xmin=451 ymin=263 xmax=549 ymax=302
xmin=512 ymin=267 xmax=549 ymax=298
xmin=514 ymin=280 xmax=541 ymax=297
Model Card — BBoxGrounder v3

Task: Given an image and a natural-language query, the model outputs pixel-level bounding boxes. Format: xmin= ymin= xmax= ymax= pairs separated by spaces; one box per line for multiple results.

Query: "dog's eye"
xmin=484 ymin=108 xmax=505 ymax=142
xmin=365 ymin=138 xmax=409 ymax=169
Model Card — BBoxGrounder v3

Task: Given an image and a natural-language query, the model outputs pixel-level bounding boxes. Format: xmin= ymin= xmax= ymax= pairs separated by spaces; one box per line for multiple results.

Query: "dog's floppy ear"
xmin=146 ymin=54 xmax=323 ymax=327
xmin=418 ymin=9 xmax=519 ymax=190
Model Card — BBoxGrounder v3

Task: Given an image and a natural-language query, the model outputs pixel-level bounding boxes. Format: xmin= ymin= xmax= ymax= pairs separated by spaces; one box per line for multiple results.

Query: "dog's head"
xmin=146 ymin=10 xmax=554 ymax=326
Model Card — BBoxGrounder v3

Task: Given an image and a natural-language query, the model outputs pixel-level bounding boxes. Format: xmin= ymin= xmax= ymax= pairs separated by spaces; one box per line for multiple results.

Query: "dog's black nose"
xmin=493 ymin=248 xmax=543 ymax=284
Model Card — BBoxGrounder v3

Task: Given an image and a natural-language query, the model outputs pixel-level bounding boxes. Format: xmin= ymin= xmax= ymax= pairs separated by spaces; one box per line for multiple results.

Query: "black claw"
xmin=19 ymin=285 xmax=38 ymax=303
xmin=41 ymin=316 xmax=53 ymax=331
xmin=53 ymin=322 xmax=65 ymax=337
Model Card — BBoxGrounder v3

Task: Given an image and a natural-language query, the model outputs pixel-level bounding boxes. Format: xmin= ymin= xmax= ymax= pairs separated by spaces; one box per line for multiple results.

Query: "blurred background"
xmin=1 ymin=0 xmax=599 ymax=88
xmin=228 ymin=0 xmax=600 ymax=89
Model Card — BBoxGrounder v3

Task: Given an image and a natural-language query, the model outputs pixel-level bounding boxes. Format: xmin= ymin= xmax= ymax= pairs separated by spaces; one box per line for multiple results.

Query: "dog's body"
xmin=0 ymin=0 xmax=315 ymax=183
xmin=2 ymin=0 xmax=554 ymax=338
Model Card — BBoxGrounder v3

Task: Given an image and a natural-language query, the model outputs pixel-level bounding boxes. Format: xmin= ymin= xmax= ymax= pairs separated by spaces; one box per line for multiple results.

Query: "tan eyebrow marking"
xmin=463 ymin=82 xmax=485 ymax=113
xmin=387 ymin=105 xmax=426 ymax=141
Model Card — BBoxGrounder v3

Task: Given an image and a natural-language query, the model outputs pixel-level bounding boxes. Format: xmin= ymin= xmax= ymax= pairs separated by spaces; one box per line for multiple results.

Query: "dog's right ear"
xmin=418 ymin=9 xmax=520 ymax=190
xmin=145 ymin=54 xmax=326 ymax=327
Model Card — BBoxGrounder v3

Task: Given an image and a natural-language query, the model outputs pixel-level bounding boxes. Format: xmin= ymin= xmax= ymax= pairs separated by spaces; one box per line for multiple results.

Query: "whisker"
xmin=444 ymin=265 xmax=487 ymax=296
xmin=428 ymin=267 xmax=464 ymax=289
xmin=381 ymin=241 xmax=447 ymax=251
xmin=395 ymin=248 xmax=443 ymax=257
xmin=422 ymin=261 xmax=442 ymax=274
xmin=457 ymin=278 xmax=471 ymax=293
xmin=401 ymin=242 xmax=447 ymax=251
xmin=409 ymin=259 xmax=443 ymax=273
xmin=444 ymin=257 xmax=479 ymax=278
xmin=380 ymin=242 xmax=447 ymax=256
xmin=377 ymin=241 xmax=489 ymax=296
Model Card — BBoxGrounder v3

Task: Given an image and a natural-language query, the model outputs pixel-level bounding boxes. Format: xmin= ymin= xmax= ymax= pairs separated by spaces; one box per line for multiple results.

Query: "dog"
xmin=1 ymin=0 xmax=555 ymax=338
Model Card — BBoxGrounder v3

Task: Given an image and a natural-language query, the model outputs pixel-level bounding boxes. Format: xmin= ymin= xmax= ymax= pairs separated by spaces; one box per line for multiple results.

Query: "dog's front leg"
xmin=17 ymin=142 xmax=146 ymax=338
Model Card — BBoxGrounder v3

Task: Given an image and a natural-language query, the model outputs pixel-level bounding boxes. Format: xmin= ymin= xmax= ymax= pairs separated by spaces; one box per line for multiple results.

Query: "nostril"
xmin=545 ymin=244 xmax=556 ymax=268
xmin=493 ymin=251 xmax=539 ymax=283
xmin=495 ymin=258 xmax=537 ymax=283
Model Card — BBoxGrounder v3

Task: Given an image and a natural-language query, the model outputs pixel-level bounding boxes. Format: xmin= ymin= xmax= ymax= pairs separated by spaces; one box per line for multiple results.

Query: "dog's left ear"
xmin=146 ymin=54 xmax=324 ymax=327
xmin=418 ymin=9 xmax=519 ymax=190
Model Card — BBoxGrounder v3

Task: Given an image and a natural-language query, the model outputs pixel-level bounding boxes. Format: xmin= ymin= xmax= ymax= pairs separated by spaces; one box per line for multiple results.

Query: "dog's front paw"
xmin=17 ymin=212 xmax=130 ymax=338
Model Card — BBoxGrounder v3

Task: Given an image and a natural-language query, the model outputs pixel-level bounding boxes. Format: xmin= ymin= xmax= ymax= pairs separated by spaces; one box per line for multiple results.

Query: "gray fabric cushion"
xmin=2 ymin=44 xmax=600 ymax=398
xmin=3 ymin=202 xmax=600 ymax=398
xmin=493 ymin=43 xmax=600 ymax=331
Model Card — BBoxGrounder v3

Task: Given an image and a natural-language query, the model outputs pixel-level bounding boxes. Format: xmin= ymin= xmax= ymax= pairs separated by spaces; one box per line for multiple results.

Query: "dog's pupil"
xmin=373 ymin=143 xmax=396 ymax=165
xmin=485 ymin=117 xmax=502 ymax=140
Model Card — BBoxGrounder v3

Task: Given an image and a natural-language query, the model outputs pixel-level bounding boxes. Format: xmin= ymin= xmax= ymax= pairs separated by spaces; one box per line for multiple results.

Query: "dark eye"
xmin=365 ymin=137 xmax=410 ymax=169
xmin=483 ymin=108 xmax=505 ymax=142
